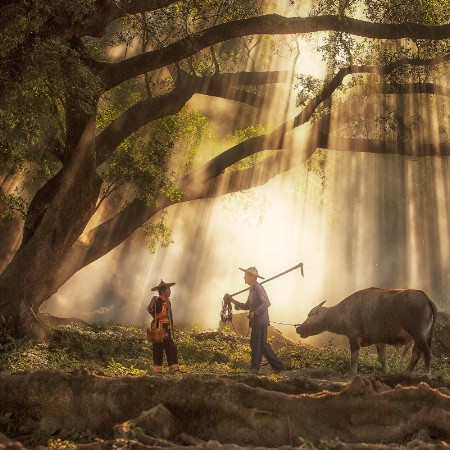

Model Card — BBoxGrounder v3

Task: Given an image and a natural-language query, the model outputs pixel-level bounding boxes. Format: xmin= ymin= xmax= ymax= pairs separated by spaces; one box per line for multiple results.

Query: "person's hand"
xmin=247 ymin=311 xmax=255 ymax=319
xmin=223 ymin=293 xmax=234 ymax=304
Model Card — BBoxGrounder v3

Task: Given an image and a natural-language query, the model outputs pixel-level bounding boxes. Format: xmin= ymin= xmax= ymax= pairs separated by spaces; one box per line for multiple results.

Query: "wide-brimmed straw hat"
xmin=151 ymin=279 xmax=176 ymax=291
xmin=239 ymin=266 xmax=265 ymax=279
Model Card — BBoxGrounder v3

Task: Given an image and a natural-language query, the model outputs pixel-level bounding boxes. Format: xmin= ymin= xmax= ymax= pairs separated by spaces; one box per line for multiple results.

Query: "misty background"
xmin=41 ymin=5 xmax=450 ymax=344
xmin=45 ymin=147 xmax=450 ymax=343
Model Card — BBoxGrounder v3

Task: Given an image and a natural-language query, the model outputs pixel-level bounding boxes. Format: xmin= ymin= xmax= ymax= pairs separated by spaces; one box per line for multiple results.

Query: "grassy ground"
xmin=1 ymin=322 xmax=449 ymax=378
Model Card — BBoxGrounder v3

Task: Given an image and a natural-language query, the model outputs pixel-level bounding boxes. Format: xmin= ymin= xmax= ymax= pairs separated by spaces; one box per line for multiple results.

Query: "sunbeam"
xmin=34 ymin=0 xmax=450 ymax=345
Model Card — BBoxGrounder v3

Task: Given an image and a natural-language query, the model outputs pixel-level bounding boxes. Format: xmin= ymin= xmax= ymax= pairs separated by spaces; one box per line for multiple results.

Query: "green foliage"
xmin=0 ymin=190 xmax=29 ymax=221
xmin=0 ymin=323 xmax=149 ymax=374
xmin=103 ymin=0 xmax=262 ymax=77
xmin=158 ymin=109 xmax=219 ymax=174
xmin=142 ymin=211 xmax=173 ymax=253
xmin=366 ymin=0 xmax=450 ymax=25
xmin=97 ymin=80 xmax=146 ymax=131
xmin=100 ymin=134 xmax=173 ymax=206
xmin=295 ymin=74 xmax=323 ymax=109
xmin=1 ymin=3 xmax=103 ymax=209
xmin=150 ymin=0 xmax=261 ymax=45
xmin=0 ymin=1 xmax=97 ymax=57
xmin=226 ymin=124 xmax=275 ymax=171
xmin=47 ymin=438 xmax=77 ymax=450
xmin=278 ymin=338 xmax=349 ymax=372
xmin=1 ymin=322 xmax=448 ymax=377
xmin=310 ymin=0 xmax=359 ymax=17
xmin=105 ymin=361 xmax=145 ymax=376
xmin=99 ymin=108 xmax=217 ymax=210
xmin=306 ymin=148 xmax=329 ymax=191
xmin=0 ymin=315 xmax=34 ymax=353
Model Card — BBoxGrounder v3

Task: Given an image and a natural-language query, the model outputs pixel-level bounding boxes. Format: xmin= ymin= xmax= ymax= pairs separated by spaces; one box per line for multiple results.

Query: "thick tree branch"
xmin=96 ymin=70 xmax=289 ymax=164
xmin=47 ymin=116 xmax=450 ymax=294
xmin=0 ymin=0 xmax=179 ymax=83
xmin=323 ymin=134 xmax=450 ymax=156
xmin=77 ymin=77 xmax=450 ymax=276
xmin=100 ymin=14 xmax=450 ymax=90
xmin=25 ymin=67 xmax=450 ymax=281
xmin=183 ymin=53 xmax=450 ymax=188
xmin=96 ymin=89 xmax=194 ymax=166
xmin=90 ymin=66 xmax=450 ymax=252
xmin=18 ymin=68 xmax=290 ymax=258
xmin=35 ymin=60 xmax=450 ymax=303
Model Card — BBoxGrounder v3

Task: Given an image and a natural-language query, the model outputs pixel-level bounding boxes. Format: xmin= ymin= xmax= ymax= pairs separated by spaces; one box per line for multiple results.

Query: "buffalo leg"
xmin=407 ymin=343 xmax=422 ymax=372
xmin=407 ymin=336 xmax=431 ymax=373
xmin=375 ymin=343 xmax=389 ymax=374
xmin=348 ymin=337 xmax=361 ymax=375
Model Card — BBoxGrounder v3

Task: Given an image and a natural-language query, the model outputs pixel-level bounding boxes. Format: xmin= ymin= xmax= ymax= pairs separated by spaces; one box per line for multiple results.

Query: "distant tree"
xmin=1 ymin=0 xmax=450 ymax=339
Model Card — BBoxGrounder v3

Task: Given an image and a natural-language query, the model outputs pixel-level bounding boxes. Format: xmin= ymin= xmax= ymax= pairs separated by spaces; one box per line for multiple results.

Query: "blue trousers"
xmin=250 ymin=326 xmax=285 ymax=371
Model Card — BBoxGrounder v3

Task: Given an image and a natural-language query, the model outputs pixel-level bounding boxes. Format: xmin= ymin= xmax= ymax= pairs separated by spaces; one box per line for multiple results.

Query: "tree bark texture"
xmin=0 ymin=116 xmax=102 ymax=339
xmin=0 ymin=372 xmax=450 ymax=447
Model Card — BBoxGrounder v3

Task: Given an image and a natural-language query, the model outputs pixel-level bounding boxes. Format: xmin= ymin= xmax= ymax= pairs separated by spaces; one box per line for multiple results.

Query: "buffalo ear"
xmin=308 ymin=300 xmax=327 ymax=317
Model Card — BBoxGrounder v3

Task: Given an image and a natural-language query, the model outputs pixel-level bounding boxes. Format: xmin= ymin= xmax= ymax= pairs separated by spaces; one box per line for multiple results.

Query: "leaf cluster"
xmin=1 ymin=38 xmax=101 ymax=198
xmin=365 ymin=0 xmax=450 ymax=26
xmin=110 ymin=0 xmax=261 ymax=50
xmin=142 ymin=210 xmax=173 ymax=253
xmin=99 ymin=109 xmax=216 ymax=207
xmin=0 ymin=0 xmax=97 ymax=57
xmin=226 ymin=124 xmax=275 ymax=171
xmin=0 ymin=190 xmax=29 ymax=221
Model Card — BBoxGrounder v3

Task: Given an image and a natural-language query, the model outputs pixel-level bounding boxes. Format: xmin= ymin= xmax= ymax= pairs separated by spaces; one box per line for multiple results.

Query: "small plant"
xmin=106 ymin=360 xmax=146 ymax=376
xmin=47 ymin=438 xmax=77 ymax=450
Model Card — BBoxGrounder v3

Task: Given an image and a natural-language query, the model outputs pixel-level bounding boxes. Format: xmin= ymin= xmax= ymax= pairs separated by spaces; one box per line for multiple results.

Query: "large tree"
xmin=1 ymin=0 xmax=450 ymax=340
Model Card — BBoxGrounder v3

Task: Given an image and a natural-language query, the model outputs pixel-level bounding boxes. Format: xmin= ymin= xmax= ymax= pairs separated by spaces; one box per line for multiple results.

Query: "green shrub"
xmin=0 ymin=323 xmax=449 ymax=377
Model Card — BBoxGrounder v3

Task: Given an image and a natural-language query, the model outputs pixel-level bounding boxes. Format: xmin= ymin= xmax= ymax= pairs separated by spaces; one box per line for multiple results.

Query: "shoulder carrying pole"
xmin=229 ymin=262 xmax=304 ymax=297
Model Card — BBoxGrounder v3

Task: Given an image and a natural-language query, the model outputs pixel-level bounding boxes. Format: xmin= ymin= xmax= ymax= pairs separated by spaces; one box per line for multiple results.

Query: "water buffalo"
xmin=296 ymin=287 xmax=437 ymax=375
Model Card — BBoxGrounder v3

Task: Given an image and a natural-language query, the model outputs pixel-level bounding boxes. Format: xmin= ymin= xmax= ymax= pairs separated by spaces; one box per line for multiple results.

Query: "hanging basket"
xmin=146 ymin=327 xmax=164 ymax=342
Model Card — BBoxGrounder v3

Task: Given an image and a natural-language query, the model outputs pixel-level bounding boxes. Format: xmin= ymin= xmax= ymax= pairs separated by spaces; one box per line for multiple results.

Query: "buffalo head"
xmin=296 ymin=300 xmax=327 ymax=338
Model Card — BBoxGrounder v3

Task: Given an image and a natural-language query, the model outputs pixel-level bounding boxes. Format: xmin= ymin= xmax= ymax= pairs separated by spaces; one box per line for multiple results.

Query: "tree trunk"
xmin=0 ymin=114 xmax=102 ymax=341
xmin=0 ymin=296 xmax=51 ymax=341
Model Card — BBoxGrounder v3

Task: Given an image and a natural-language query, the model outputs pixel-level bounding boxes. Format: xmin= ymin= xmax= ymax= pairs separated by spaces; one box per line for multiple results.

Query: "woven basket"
xmin=146 ymin=327 xmax=164 ymax=342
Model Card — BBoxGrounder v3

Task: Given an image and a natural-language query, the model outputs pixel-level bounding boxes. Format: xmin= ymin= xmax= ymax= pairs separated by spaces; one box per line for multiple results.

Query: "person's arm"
xmin=223 ymin=293 xmax=248 ymax=311
xmin=147 ymin=296 xmax=158 ymax=317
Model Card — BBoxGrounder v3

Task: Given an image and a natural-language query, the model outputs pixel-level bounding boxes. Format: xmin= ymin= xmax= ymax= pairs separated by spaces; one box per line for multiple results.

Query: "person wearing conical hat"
xmin=224 ymin=267 xmax=285 ymax=374
xmin=147 ymin=279 xmax=180 ymax=373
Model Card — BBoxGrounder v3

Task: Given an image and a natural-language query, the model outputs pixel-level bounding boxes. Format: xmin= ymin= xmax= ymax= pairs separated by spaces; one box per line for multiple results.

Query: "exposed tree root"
xmin=1 ymin=371 xmax=450 ymax=449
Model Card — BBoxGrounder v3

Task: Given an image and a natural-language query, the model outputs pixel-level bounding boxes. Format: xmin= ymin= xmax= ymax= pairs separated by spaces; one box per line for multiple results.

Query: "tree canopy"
xmin=1 ymin=0 xmax=450 ymax=340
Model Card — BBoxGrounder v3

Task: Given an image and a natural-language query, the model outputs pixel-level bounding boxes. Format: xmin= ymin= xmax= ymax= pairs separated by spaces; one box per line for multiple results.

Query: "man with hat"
xmin=224 ymin=267 xmax=285 ymax=373
xmin=147 ymin=279 xmax=180 ymax=373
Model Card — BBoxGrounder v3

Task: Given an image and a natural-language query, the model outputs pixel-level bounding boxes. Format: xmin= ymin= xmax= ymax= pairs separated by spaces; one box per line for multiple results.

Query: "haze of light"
xmin=45 ymin=2 xmax=450 ymax=346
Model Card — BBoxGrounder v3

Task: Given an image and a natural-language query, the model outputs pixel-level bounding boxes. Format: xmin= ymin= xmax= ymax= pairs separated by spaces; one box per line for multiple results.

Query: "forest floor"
xmin=1 ymin=312 xmax=450 ymax=450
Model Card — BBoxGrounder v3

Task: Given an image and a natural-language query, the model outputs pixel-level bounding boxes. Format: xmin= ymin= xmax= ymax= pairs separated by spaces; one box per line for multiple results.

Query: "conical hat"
xmin=239 ymin=266 xmax=265 ymax=279
xmin=151 ymin=279 xmax=176 ymax=291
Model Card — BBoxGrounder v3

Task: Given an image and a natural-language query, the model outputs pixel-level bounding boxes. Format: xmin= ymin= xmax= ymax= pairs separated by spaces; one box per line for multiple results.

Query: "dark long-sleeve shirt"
xmin=234 ymin=282 xmax=271 ymax=327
